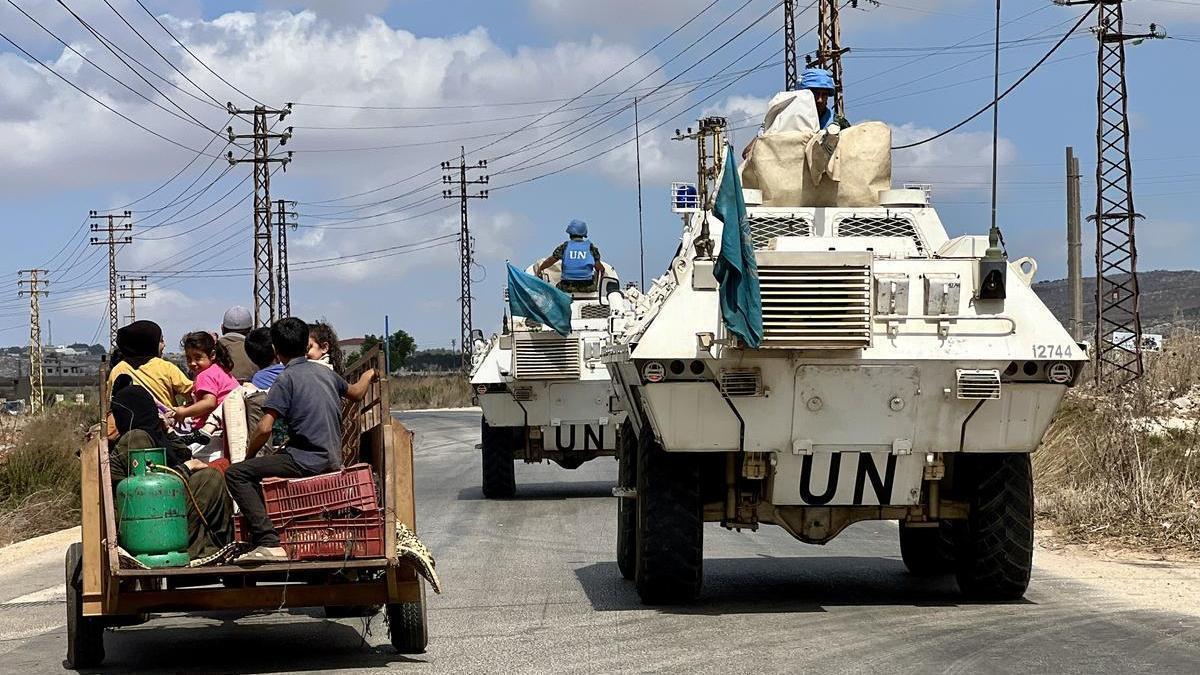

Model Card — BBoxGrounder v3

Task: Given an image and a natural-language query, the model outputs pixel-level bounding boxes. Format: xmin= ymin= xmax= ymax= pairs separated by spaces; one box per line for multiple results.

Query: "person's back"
xmin=266 ymin=357 xmax=347 ymax=473
xmin=536 ymin=219 xmax=601 ymax=293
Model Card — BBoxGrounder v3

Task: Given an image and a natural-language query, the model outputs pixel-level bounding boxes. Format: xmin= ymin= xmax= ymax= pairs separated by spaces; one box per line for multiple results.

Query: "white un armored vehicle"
xmin=470 ymin=260 xmax=627 ymax=498
xmin=604 ymin=100 xmax=1087 ymax=605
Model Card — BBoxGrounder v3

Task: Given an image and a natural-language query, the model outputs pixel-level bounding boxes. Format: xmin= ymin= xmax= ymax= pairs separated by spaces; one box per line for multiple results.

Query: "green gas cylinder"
xmin=116 ymin=448 xmax=190 ymax=568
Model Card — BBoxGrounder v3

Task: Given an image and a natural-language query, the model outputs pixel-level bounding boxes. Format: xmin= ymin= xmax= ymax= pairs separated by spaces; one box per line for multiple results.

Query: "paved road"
xmin=2 ymin=409 xmax=1200 ymax=673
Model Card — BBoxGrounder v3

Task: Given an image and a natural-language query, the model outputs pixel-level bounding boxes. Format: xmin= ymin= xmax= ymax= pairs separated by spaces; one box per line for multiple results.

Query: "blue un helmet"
xmin=799 ymin=67 xmax=835 ymax=92
xmin=566 ymin=219 xmax=588 ymax=238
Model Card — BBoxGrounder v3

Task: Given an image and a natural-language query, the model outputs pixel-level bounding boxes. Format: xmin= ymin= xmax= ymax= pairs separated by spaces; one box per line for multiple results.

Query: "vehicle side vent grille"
xmin=756 ymin=261 xmax=873 ymax=349
xmin=750 ymin=215 xmax=811 ymax=249
xmin=580 ymin=304 xmax=609 ymax=319
xmin=835 ymin=216 xmax=926 ymax=255
xmin=511 ymin=385 xmax=533 ymax=401
xmin=719 ymin=368 xmax=763 ymax=397
xmin=513 ymin=334 xmax=580 ymax=380
xmin=956 ymin=369 xmax=1001 ymax=400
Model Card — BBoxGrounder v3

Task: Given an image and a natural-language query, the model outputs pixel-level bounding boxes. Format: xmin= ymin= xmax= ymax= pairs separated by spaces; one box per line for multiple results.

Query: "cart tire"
xmin=634 ymin=432 xmax=703 ymax=605
xmin=386 ymin=586 xmax=428 ymax=654
xmin=898 ymin=521 xmax=957 ymax=576
xmin=480 ymin=418 xmax=516 ymax=499
xmin=65 ymin=542 xmax=105 ymax=669
xmin=954 ymin=453 xmax=1034 ymax=600
xmin=616 ymin=420 xmax=637 ymax=580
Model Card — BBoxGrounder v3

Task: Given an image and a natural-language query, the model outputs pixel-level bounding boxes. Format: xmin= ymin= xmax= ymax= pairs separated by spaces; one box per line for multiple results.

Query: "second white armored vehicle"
xmin=604 ymin=106 xmax=1087 ymax=604
xmin=470 ymin=260 xmax=627 ymax=498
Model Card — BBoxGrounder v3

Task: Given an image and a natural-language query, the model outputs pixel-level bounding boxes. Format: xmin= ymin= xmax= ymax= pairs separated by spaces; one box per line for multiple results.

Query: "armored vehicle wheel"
xmin=898 ymin=522 xmax=957 ymax=576
xmin=480 ymin=418 xmax=516 ymax=499
xmin=386 ymin=586 xmax=428 ymax=654
xmin=954 ymin=453 xmax=1034 ymax=600
xmin=65 ymin=542 xmax=105 ymax=669
xmin=635 ymin=432 xmax=702 ymax=604
xmin=616 ymin=420 xmax=637 ymax=580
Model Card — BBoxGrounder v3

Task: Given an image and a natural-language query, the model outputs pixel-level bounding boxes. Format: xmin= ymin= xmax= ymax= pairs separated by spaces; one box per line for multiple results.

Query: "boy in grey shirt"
xmin=227 ymin=317 xmax=375 ymax=564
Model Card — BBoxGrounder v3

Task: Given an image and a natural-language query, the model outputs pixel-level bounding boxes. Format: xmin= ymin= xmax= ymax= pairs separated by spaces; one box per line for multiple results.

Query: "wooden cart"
xmin=66 ymin=348 xmax=429 ymax=668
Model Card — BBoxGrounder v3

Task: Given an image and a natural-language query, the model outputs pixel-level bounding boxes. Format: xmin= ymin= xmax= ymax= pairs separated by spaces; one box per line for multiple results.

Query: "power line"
xmin=133 ymin=0 xmax=263 ymax=105
xmin=892 ymin=6 xmax=1097 ymax=150
xmin=101 ymin=0 xmax=223 ymax=107
xmin=0 ymin=28 xmax=218 ymax=155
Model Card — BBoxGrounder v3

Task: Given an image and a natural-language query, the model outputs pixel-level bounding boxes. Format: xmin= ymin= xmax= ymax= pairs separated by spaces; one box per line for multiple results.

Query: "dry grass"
xmin=390 ymin=374 xmax=474 ymax=410
xmin=0 ymin=405 xmax=96 ymax=545
xmin=1035 ymin=329 xmax=1200 ymax=554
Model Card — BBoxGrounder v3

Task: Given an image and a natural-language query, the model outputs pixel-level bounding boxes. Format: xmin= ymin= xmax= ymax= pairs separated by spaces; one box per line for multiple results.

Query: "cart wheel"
xmin=65 ymin=542 xmax=105 ymax=669
xmin=386 ymin=585 xmax=428 ymax=654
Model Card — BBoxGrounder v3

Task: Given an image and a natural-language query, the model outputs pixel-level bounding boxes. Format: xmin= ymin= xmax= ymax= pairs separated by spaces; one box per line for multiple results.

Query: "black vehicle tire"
xmin=634 ymin=431 xmax=703 ymax=605
xmin=954 ymin=453 xmax=1035 ymax=600
xmin=386 ymin=586 xmax=428 ymax=654
xmin=480 ymin=418 xmax=516 ymax=499
xmin=898 ymin=521 xmax=957 ymax=576
xmin=65 ymin=542 xmax=105 ymax=669
xmin=616 ymin=420 xmax=637 ymax=581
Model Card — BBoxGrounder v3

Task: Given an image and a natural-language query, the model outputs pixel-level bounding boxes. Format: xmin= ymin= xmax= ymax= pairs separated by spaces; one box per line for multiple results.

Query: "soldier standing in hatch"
xmin=535 ymin=219 xmax=602 ymax=293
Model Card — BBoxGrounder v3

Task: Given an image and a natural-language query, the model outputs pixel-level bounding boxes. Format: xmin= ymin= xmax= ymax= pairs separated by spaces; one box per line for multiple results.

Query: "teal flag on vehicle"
xmin=506 ymin=263 xmax=573 ymax=337
xmin=711 ymin=143 xmax=763 ymax=349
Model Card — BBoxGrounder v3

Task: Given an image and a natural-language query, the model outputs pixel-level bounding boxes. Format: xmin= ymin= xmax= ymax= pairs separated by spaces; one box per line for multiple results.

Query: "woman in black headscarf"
xmin=107 ymin=320 xmax=193 ymax=409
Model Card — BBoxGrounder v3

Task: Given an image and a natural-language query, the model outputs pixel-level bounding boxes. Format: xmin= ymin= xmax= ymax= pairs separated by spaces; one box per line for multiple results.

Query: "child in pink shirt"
xmin=173 ymin=332 xmax=239 ymax=462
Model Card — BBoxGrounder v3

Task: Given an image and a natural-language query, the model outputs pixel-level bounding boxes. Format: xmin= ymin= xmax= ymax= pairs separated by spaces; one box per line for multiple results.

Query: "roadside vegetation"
xmin=1036 ymin=329 xmax=1200 ymax=555
xmin=0 ymin=405 xmax=95 ymax=545
xmin=390 ymin=373 xmax=474 ymax=410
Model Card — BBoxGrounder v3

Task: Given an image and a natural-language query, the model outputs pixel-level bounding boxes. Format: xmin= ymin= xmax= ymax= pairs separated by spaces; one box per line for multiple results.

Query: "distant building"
xmin=339 ymin=337 xmax=368 ymax=349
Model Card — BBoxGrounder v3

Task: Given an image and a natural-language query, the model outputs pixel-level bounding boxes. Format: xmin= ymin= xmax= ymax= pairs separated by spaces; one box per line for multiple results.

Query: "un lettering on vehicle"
xmin=545 ymin=423 xmax=614 ymax=451
xmin=770 ymin=450 xmax=925 ymax=506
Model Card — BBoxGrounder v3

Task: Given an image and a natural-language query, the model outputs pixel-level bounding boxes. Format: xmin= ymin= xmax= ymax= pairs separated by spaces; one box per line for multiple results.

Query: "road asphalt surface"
xmin=1 ymin=409 xmax=1199 ymax=673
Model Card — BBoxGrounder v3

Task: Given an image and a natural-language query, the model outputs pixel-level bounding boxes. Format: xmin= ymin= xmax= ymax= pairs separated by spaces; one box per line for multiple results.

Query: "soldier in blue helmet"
xmin=800 ymin=67 xmax=850 ymax=129
xmin=535 ymin=219 xmax=603 ymax=293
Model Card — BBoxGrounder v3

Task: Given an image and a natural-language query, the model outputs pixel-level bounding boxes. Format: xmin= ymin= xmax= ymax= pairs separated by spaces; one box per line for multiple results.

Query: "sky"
xmin=0 ymin=0 xmax=1197 ymax=350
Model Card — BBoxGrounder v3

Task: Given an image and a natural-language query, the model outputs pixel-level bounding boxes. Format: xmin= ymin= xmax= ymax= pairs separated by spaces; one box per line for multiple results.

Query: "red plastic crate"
xmin=278 ymin=516 xmax=384 ymax=561
xmin=261 ymin=463 xmax=379 ymax=521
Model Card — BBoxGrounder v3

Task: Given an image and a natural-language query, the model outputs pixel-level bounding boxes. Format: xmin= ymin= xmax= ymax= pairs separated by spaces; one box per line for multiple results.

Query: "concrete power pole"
xmin=441 ymin=146 xmax=488 ymax=372
xmin=1056 ymin=1 xmax=1163 ymax=389
xmin=276 ymin=199 xmax=297 ymax=318
xmin=89 ymin=211 xmax=132 ymax=348
xmin=119 ymin=275 xmax=148 ymax=324
xmin=1065 ymin=147 xmax=1084 ymax=342
xmin=226 ymin=103 xmax=293 ymax=328
xmin=17 ymin=269 xmax=48 ymax=415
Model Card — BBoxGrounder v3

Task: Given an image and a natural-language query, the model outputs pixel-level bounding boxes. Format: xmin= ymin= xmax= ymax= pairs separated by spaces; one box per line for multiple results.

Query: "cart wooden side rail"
xmin=70 ymin=346 xmax=428 ymax=668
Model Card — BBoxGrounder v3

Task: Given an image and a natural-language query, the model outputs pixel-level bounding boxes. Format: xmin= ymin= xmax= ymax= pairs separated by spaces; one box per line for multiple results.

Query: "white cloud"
xmin=528 ymin=0 xmax=703 ymax=32
xmin=891 ymin=123 xmax=1017 ymax=194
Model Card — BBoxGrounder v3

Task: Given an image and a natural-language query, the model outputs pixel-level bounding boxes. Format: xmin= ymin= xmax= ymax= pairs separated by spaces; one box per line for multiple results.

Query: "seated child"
xmin=307 ymin=321 xmax=343 ymax=374
xmin=172 ymin=331 xmax=240 ymax=463
xmin=247 ymin=327 xmax=284 ymax=390
xmin=227 ymin=317 xmax=375 ymax=564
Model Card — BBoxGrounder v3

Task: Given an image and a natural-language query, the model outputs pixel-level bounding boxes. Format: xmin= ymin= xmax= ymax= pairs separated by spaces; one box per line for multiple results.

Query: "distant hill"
xmin=1032 ymin=270 xmax=1200 ymax=331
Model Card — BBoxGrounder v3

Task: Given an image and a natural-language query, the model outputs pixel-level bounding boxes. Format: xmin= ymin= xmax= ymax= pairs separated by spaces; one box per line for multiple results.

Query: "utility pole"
xmin=1065 ymin=147 xmax=1084 ymax=342
xmin=17 ymin=269 xmax=48 ymax=415
xmin=633 ymin=97 xmax=646 ymax=290
xmin=226 ymin=103 xmax=293 ymax=328
xmin=783 ymin=0 xmax=799 ymax=90
xmin=119 ymin=275 xmax=147 ymax=324
xmin=89 ymin=211 xmax=132 ymax=348
xmin=672 ymin=116 xmax=728 ymax=259
xmin=276 ymin=199 xmax=298 ymax=318
xmin=1056 ymin=1 xmax=1163 ymax=389
xmin=441 ymin=146 xmax=488 ymax=372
